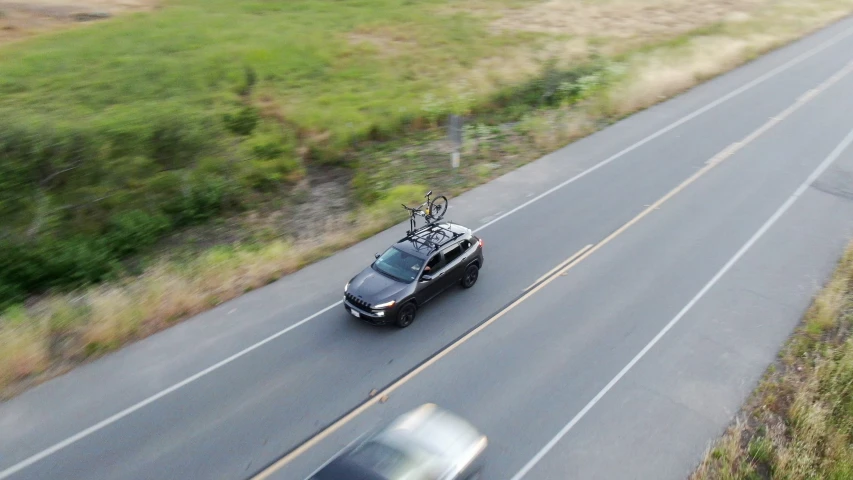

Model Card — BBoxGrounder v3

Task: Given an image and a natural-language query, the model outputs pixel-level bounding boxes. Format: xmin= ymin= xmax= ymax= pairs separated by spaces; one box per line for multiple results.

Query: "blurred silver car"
xmin=308 ymin=403 xmax=488 ymax=480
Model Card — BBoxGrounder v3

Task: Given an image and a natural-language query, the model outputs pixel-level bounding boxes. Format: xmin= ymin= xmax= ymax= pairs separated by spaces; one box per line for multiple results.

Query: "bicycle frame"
xmin=402 ymin=190 xmax=446 ymax=235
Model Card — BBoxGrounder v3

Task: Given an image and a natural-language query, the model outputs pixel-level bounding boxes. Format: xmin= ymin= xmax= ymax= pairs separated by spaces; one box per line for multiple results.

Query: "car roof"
xmin=378 ymin=404 xmax=484 ymax=467
xmin=392 ymin=223 xmax=472 ymax=259
xmin=310 ymin=456 xmax=389 ymax=480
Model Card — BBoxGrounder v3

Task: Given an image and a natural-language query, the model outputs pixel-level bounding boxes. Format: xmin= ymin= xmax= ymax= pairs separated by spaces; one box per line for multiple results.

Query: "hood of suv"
xmin=348 ymin=267 xmax=408 ymax=304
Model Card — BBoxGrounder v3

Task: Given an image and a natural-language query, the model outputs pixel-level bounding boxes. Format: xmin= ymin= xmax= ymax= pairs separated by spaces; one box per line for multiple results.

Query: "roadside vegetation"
xmin=1 ymin=0 xmax=853 ymax=399
xmin=692 ymin=242 xmax=853 ymax=480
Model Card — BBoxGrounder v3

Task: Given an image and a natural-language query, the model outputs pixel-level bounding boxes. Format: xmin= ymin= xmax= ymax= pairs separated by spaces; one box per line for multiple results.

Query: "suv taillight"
xmin=478 ymin=238 xmax=484 ymax=247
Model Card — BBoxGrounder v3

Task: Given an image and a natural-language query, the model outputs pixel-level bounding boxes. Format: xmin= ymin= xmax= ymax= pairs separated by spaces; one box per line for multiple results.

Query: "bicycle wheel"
xmin=427 ymin=196 xmax=448 ymax=221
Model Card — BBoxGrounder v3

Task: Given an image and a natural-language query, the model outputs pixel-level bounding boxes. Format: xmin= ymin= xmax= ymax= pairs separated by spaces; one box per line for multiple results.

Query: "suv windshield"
xmin=373 ymin=247 xmax=424 ymax=283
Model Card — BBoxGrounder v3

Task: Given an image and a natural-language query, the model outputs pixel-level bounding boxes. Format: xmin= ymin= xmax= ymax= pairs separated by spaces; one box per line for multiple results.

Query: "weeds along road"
xmin=4 ymin=16 xmax=853 ymax=480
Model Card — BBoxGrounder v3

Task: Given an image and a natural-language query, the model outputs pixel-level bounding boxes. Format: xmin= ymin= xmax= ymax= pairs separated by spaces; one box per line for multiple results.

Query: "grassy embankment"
xmin=692 ymin=242 xmax=853 ymax=480
xmin=2 ymin=0 xmax=853 ymax=398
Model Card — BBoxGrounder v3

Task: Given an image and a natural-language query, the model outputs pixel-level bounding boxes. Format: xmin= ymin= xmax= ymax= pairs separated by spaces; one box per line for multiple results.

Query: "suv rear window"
xmin=442 ymin=244 xmax=463 ymax=263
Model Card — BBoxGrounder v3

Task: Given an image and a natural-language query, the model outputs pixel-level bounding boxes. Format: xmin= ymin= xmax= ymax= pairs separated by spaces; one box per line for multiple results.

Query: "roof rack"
xmin=400 ymin=221 xmax=463 ymax=253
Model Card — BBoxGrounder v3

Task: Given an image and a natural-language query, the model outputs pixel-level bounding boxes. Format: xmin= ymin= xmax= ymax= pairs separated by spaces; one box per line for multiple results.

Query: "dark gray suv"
xmin=344 ymin=222 xmax=484 ymax=328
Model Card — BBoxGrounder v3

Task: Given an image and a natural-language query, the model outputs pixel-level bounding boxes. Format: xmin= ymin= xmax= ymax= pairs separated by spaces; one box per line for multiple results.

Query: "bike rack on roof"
xmin=401 ymin=221 xmax=463 ymax=253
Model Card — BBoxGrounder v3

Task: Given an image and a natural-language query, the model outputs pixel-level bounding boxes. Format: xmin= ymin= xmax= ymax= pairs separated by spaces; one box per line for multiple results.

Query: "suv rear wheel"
xmin=395 ymin=303 xmax=417 ymax=328
xmin=461 ymin=264 xmax=480 ymax=289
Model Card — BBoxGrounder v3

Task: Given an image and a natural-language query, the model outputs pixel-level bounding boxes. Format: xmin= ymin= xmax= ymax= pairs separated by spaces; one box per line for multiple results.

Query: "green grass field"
xmin=7 ymin=0 xmax=849 ymax=308
xmin=0 ymin=0 xmax=534 ymax=148
xmin=0 ymin=0 xmax=543 ymax=306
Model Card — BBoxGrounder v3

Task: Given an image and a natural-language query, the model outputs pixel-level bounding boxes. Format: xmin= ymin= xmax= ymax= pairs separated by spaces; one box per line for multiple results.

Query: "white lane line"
xmin=471 ymin=25 xmax=853 ymax=235
xmin=250 ymin=53 xmax=853 ymax=478
xmin=0 ymin=303 xmax=341 ymax=480
xmin=3 ymin=20 xmax=853 ymax=480
xmin=509 ymin=126 xmax=853 ymax=480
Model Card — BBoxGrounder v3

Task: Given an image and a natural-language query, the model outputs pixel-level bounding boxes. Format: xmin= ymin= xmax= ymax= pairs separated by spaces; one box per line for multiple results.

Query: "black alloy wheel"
xmin=461 ymin=264 xmax=479 ymax=289
xmin=395 ymin=303 xmax=417 ymax=328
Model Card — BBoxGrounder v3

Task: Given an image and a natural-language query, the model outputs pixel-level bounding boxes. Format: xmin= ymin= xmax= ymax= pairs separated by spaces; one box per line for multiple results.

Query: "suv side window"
xmin=460 ymin=238 xmax=472 ymax=251
xmin=442 ymin=243 xmax=463 ymax=264
xmin=425 ymin=253 xmax=444 ymax=273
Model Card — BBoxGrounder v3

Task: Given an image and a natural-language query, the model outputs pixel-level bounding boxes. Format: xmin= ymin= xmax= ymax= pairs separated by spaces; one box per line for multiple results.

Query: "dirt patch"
xmin=346 ymin=25 xmax=419 ymax=57
xmin=150 ymin=168 xmax=354 ymax=260
xmin=0 ymin=0 xmax=156 ymax=44
xmin=288 ymin=170 xmax=352 ymax=243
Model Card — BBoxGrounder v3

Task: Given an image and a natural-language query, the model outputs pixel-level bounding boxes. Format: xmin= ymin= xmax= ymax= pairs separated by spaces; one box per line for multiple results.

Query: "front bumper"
xmin=343 ymin=298 xmax=396 ymax=326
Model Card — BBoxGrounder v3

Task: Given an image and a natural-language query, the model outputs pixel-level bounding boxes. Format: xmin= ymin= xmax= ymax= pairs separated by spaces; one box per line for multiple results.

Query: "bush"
xmin=0 ymin=281 xmax=26 ymax=313
xmin=245 ymin=129 xmax=296 ymax=161
xmin=241 ymin=158 xmax=301 ymax=192
xmin=490 ymin=61 xmax=607 ymax=111
xmin=103 ymin=210 xmax=172 ymax=257
xmin=148 ymin=116 xmax=207 ymax=170
xmin=40 ymin=237 xmax=116 ymax=288
xmin=0 ymin=236 xmax=115 ymax=307
xmin=171 ymin=173 xmax=234 ymax=225
xmin=224 ymin=106 xmax=260 ymax=136
xmin=0 ymin=109 xmax=255 ymax=306
xmin=351 ymin=170 xmax=382 ymax=204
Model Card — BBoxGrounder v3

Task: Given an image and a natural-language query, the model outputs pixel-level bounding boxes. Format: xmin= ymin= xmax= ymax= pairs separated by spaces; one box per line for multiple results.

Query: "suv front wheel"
xmin=395 ymin=303 xmax=417 ymax=328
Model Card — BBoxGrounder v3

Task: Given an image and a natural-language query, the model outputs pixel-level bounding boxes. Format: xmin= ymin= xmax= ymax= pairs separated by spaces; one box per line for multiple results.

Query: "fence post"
xmin=448 ymin=114 xmax=462 ymax=169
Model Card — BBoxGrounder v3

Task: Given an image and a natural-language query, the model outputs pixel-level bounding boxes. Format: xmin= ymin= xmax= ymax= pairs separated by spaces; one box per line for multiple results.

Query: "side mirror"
xmin=421 ymin=274 xmax=433 ymax=282
xmin=374 ymin=253 xmax=381 ymax=259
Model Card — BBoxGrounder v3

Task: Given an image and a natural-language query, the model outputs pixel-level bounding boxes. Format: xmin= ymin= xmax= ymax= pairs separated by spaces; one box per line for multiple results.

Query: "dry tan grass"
xmin=604 ymin=35 xmax=767 ymax=117
xmin=516 ymin=108 xmax=597 ymax=152
xmin=0 ymin=323 xmax=48 ymax=387
xmin=460 ymin=36 xmax=594 ymax=93
xmin=693 ymin=417 xmax=747 ymax=479
xmin=692 ymin=242 xmax=853 ymax=480
xmin=454 ymin=0 xmax=853 ymax=100
xmin=83 ymin=289 xmax=142 ymax=350
xmin=0 ymin=187 xmax=421 ymax=398
xmin=488 ymin=0 xmax=765 ymax=40
xmin=603 ymin=0 xmax=853 ymax=118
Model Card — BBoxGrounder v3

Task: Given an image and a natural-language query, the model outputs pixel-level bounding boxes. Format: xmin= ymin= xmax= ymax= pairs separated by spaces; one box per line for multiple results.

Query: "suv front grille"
xmin=346 ymin=293 xmax=372 ymax=310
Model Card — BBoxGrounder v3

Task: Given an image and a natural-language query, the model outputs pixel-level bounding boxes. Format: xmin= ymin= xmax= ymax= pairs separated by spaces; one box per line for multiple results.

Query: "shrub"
xmin=224 ymin=106 xmax=260 ymax=136
xmin=351 ymin=170 xmax=381 ymax=204
xmin=103 ymin=210 xmax=172 ymax=257
xmin=0 ymin=235 xmax=115 ymax=306
xmin=490 ymin=61 xmax=607 ymax=111
xmin=172 ymin=173 xmax=233 ymax=225
xmin=241 ymin=158 xmax=301 ymax=192
xmin=148 ymin=116 xmax=207 ymax=170
xmin=39 ymin=237 xmax=117 ymax=288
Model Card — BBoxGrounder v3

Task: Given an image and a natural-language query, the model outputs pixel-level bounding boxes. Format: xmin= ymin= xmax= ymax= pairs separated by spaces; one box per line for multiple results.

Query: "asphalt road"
xmin=3 ymin=15 xmax=853 ymax=480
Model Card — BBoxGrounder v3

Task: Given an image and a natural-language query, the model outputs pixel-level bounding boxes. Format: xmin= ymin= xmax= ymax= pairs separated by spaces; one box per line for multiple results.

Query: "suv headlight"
xmin=374 ymin=300 xmax=396 ymax=309
xmin=345 ymin=281 xmax=350 ymax=293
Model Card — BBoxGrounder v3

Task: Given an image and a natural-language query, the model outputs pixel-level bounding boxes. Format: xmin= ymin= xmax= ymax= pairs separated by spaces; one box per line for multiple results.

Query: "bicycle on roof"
xmin=402 ymin=190 xmax=449 ymax=235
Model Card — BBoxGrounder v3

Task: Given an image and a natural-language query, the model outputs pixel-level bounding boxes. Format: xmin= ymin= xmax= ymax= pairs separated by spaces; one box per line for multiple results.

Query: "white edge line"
xmin=0 ymin=302 xmax=341 ymax=480
xmin=472 ymin=25 xmax=853 ymax=235
xmin=509 ymin=125 xmax=853 ymax=480
xmin=3 ymin=22 xmax=853 ymax=480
